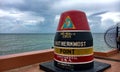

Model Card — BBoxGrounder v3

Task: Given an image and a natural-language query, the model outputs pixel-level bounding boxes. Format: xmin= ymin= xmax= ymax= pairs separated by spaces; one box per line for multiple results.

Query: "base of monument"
xmin=39 ymin=61 xmax=111 ymax=72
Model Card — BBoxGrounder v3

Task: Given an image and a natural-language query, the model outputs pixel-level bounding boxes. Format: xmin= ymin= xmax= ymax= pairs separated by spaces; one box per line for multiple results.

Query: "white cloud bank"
xmin=0 ymin=0 xmax=119 ymax=33
xmin=100 ymin=12 xmax=120 ymax=23
xmin=100 ymin=12 xmax=120 ymax=30
xmin=52 ymin=0 xmax=119 ymax=13
xmin=0 ymin=9 xmax=45 ymax=33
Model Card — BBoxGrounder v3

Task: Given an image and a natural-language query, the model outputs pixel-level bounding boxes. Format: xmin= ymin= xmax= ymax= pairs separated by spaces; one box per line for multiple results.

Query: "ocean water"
xmin=0 ymin=33 xmax=113 ymax=55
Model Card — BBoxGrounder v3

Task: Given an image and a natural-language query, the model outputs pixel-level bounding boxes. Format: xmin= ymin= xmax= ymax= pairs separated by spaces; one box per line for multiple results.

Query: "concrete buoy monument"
xmin=54 ymin=10 xmax=94 ymax=70
xmin=40 ymin=10 xmax=111 ymax=72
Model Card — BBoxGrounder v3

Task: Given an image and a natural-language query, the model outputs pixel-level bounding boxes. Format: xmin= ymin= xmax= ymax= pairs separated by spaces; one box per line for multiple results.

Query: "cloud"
xmin=52 ymin=0 xmax=120 ymax=14
xmin=88 ymin=11 xmax=120 ymax=33
xmin=100 ymin=12 xmax=120 ymax=31
xmin=0 ymin=0 xmax=55 ymax=33
xmin=100 ymin=12 xmax=120 ymax=23
xmin=0 ymin=0 xmax=120 ymax=33
xmin=0 ymin=0 xmax=24 ymax=5
xmin=53 ymin=15 xmax=60 ymax=27
xmin=0 ymin=9 xmax=45 ymax=33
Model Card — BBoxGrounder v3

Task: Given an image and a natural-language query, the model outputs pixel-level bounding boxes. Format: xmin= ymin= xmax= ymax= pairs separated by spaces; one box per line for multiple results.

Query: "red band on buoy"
xmin=54 ymin=53 xmax=93 ymax=63
xmin=57 ymin=10 xmax=90 ymax=31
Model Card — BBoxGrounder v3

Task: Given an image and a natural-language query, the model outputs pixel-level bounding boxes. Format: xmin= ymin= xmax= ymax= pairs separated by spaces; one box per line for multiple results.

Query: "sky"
xmin=0 ymin=0 xmax=120 ymax=33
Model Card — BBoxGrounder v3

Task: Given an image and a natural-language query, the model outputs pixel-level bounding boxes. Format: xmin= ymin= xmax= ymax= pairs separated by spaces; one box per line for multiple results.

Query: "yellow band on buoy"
xmin=54 ymin=47 xmax=93 ymax=55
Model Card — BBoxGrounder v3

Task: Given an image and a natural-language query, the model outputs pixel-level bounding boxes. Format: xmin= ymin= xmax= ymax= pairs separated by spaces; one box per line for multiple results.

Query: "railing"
xmin=0 ymin=49 xmax=54 ymax=71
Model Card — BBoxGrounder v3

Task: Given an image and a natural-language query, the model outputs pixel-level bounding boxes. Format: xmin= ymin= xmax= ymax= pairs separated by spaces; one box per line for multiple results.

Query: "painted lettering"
xmin=60 ymin=49 xmax=74 ymax=54
xmin=54 ymin=41 xmax=86 ymax=47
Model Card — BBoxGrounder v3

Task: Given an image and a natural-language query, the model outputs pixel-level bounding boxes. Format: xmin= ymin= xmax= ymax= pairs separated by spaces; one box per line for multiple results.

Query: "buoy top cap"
xmin=63 ymin=10 xmax=85 ymax=15
xmin=57 ymin=10 xmax=90 ymax=31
